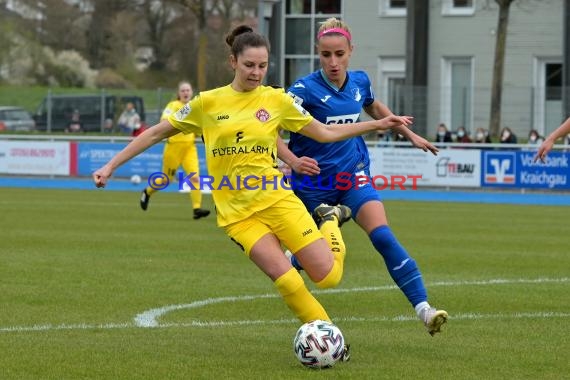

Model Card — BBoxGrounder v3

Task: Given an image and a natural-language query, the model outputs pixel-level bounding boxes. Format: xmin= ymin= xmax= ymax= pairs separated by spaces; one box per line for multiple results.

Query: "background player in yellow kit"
xmin=93 ymin=25 xmax=420 ymax=344
xmin=140 ymin=81 xmax=210 ymax=219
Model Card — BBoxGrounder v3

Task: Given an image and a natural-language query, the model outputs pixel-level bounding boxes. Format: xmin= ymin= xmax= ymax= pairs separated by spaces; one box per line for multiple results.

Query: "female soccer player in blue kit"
xmin=277 ymin=18 xmax=448 ymax=335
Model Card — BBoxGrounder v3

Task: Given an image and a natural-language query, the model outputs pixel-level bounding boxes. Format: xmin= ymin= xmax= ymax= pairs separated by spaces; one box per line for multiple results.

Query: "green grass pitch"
xmin=0 ymin=187 xmax=568 ymax=379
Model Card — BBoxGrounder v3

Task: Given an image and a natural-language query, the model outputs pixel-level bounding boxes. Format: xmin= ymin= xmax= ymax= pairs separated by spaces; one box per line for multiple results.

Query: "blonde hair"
xmin=317 ymin=17 xmax=351 ymax=41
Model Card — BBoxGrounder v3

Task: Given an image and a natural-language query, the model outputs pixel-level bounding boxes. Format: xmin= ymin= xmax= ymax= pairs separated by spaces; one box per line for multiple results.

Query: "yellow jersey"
xmin=168 ymin=85 xmax=313 ymax=226
xmin=161 ymin=100 xmax=195 ymax=144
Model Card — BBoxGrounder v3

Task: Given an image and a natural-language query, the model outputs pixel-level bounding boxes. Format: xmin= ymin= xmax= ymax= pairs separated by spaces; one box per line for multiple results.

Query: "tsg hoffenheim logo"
xmin=483 ymin=152 xmax=516 ymax=185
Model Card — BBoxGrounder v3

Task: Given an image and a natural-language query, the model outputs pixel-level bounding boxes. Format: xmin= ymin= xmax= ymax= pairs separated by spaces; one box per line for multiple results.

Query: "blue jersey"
xmin=287 ymin=70 xmax=375 ymax=188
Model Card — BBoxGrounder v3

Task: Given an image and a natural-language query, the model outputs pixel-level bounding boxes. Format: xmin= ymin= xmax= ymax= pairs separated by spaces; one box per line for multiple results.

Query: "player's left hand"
xmin=534 ymin=140 xmax=554 ymax=163
xmin=409 ymin=135 xmax=439 ymax=156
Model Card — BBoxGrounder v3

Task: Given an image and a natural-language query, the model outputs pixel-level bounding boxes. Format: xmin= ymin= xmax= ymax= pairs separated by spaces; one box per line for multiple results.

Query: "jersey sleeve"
xmin=167 ymin=98 xmax=203 ymax=136
xmin=160 ymin=101 xmax=176 ymax=121
xmin=359 ymin=71 xmax=375 ymax=107
xmin=286 ymin=79 xmax=308 ymax=107
xmin=278 ymin=91 xmax=313 ymax=133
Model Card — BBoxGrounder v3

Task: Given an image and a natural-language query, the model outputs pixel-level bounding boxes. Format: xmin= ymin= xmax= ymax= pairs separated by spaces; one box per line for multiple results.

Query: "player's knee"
xmin=315 ymin=262 xmax=342 ymax=289
xmin=328 ymin=239 xmax=345 ymax=257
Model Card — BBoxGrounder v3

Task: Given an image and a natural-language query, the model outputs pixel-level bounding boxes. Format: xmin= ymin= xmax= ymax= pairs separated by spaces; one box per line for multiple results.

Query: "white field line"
xmin=134 ymin=277 xmax=569 ymax=327
xmin=1 ymin=277 xmax=568 ymax=333
xmin=2 ymin=312 xmax=569 ymax=334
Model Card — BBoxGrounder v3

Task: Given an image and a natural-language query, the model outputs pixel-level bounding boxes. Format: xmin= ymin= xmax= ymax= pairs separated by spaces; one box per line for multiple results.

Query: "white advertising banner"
xmin=0 ymin=141 xmax=70 ymax=175
xmin=369 ymin=147 xmax=481 ymax=187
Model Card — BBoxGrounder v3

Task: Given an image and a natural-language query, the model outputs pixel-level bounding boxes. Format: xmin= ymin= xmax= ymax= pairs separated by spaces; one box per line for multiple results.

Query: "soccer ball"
xmin=130 ymin=174 xmax=142 ymax=185
xmin=293 ymin=320 xmax=345 ymax=369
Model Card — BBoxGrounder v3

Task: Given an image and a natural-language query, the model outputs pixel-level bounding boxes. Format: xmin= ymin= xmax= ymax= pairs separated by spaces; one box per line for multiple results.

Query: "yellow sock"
xmin=274 ymin=268 xmax=330 ymax=323
xmin=146 ymin=175 xmax=171 ymax=196
xmin=315 ymin=219 xmax=346 ymax=289
xmin=190 ymin=189 xmax=202 ymax=209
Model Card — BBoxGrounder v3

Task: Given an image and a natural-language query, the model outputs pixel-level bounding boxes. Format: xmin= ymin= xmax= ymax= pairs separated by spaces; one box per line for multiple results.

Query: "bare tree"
xmin=175 ymin=0 xmax=257 ymax=90
xmin=489 ymin=0 xmax=515 ymax=138
xmin=85 ymin=0 xmax=131 ymax=69
xmin=41 ymin=0 xmax=87 ymax=52
xmin=138 ymin=0 xmax=188 ymax=71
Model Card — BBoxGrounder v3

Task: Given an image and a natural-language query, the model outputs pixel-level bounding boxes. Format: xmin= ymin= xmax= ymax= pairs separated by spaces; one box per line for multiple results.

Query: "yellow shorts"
xmin=162 ymin=142 xmax=199 ymax=178
xmin=224 ymin=193 xmax=323 ymax=255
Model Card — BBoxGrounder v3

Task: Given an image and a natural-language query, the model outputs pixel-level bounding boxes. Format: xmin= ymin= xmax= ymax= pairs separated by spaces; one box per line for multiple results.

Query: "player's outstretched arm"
xmin=535 ymin=117 xmax=570 ymax=162
xmin=93 ymin=120 xmax=178 ymax=188
xmin=299 ymin=115 xmax=413 ymax=143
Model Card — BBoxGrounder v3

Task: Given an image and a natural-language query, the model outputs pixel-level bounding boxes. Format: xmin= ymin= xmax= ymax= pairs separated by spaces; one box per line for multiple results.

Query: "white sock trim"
xmin=414 ymin=301 xmax=430 ymax=317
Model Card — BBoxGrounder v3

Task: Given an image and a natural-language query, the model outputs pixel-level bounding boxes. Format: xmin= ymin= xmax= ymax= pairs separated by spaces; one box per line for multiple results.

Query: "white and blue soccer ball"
xmin=293 ymin=320 xmax=345 ymax=369
xmin=130 ymin=174 xmax=142 ymax=185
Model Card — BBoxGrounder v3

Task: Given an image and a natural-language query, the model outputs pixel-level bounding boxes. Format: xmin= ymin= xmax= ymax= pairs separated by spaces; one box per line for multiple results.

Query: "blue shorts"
xmin=293 ymin=167 xmax=381 ymax=217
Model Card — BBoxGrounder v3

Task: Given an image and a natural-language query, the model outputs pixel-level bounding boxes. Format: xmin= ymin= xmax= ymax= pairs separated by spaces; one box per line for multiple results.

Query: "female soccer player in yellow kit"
xmin=93 ymin=25 xmax=426 ymax=348
xmin=140 ymin=81 xmax=210 ymax=219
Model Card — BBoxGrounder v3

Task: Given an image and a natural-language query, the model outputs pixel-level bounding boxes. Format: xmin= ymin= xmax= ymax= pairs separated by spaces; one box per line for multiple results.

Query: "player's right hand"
xmin=378 ymin=115 xmax=413 ymax=130
xmin=93 ymin=166 xmax=112 ymax=188
xmin=291 ymin=156 xmax=320 ymax=176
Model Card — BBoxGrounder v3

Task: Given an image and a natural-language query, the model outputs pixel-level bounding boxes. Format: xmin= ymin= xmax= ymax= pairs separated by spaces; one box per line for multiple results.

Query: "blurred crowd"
xmin=376 ymin=122 xmax=563 ymax=146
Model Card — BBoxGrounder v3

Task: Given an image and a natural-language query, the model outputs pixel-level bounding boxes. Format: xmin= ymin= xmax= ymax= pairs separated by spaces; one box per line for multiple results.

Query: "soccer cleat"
xmin=193 ymin=208 xmax=211 ymax=220
xmin=140 ymin=189 xmax=150 ymax=211
xmin=340 ymin=344 xmax=351 ymax=362
xmin=420 ymin=307 xmax=448 ymax=336
xmin=312 ymin=203 xmax=352 ymax=228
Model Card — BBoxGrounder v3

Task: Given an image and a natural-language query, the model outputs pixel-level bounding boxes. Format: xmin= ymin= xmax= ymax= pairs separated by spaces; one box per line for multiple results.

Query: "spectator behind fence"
xmin=474 ymin=127 xmax=492 ymax=143
xmin=103 ymin=118 xmax=114 ymax=133
xmin=500 ymin=126 xmax=517 ymax=144
xmin=65 ymin=109 xmax=83 ymax=133
xmin=435 ymin=123 xmax=452 ymax=144
xmin=455 ymin=126 xmax=472 ymax=143
xmin=527 ymin=129 xmax=544 ymax=145
xmin=117 ymin=102 xmax=141 ymax=135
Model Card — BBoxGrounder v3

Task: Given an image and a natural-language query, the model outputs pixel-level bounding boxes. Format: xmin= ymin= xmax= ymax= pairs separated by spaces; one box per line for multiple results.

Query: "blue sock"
xmin=369 ymin=225 xmax=427 ymax=307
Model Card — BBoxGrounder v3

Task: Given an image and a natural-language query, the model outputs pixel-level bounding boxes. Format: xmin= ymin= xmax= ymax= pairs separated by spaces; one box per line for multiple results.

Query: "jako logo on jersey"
xmin=320 ymin=95 xmax=332 ymax=103
xmin=217 ymin=114 xmax=229 ymax=120
xmin=174 ymin=103 xmax=191 ymax=121
xmin=293 ymin=82 xmax=305 ymax=88
xmin=325 ymin=113 xmax=360 ymax=124
xmin=255 ymin=108 xmax=270 ymax=122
